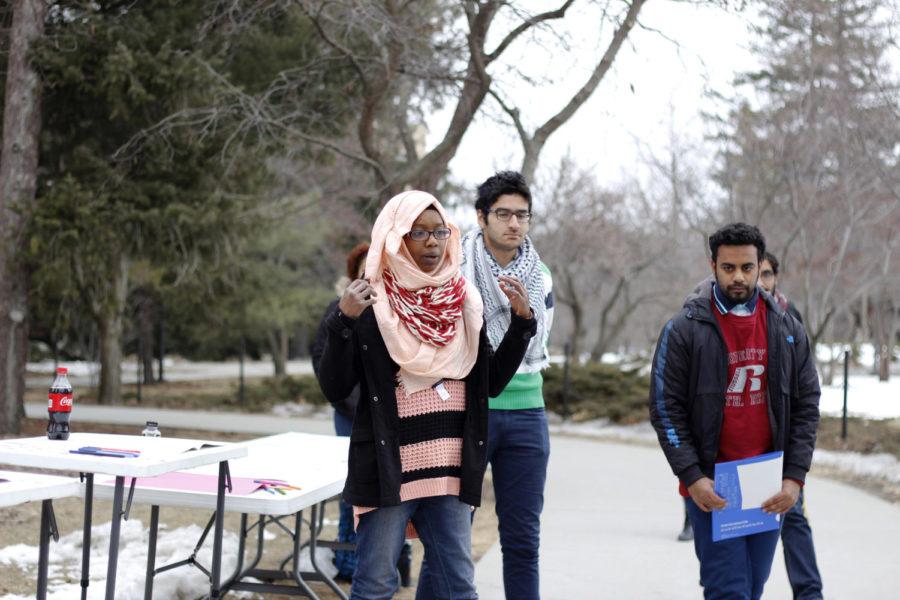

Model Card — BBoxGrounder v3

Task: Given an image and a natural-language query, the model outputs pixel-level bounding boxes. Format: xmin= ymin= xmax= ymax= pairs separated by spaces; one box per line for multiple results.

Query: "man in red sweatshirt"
xmin=650 ymin=223 xmax=820 ymax=600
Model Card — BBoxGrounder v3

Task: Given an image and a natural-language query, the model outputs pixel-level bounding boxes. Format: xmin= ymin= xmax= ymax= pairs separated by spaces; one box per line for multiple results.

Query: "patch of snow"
xmin=0 ymin=517 xmax=335 ymax=600
xmin=819 ymin=375 xmax=900 ymax=420
xmin=549 ymin=417 xmax=900 ymax=489
xmin=25 ymin=359 xmax=315 ymax=388
xmin=270 ymin=403 xmax=331 ymax=420
xmin=813 ymin=449 xmax=900 ymax=485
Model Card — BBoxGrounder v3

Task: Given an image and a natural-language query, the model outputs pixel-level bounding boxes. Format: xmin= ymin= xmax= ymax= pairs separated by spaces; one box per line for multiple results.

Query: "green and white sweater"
xmin=489 ymin=261 xmax=554 ymax=410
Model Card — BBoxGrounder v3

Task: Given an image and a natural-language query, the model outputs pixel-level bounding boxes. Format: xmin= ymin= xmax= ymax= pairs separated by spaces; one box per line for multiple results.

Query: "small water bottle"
xmin=141 ymin=421 xmax=161 ymax=437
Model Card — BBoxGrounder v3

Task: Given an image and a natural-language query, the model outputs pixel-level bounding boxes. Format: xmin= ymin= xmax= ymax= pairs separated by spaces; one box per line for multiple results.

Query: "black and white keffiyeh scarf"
xmin=461 ymin=230 xmax=548 ymax=371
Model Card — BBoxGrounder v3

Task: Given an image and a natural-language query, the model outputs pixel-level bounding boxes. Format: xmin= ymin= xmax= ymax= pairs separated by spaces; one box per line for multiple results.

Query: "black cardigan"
xmin=317 ymin=306 xmax=536 ymax=507
xmin=310 ymin=299 xmax=359 ymax=420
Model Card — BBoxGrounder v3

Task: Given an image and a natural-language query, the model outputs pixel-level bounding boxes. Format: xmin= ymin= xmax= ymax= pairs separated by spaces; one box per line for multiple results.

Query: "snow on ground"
xmin=25 ymin=359 xmax=315 ymax=388
xmin=270 ymin=402 xmax=332 ymax=420
xmin=0 ymin=517 xmax=334 ymax=600
xmin=548 ymin=416 xmax=900 ymax=488
xmin=813 ymin=449 xmax=900 ymax=485
xmin=819 ymin=375 xmax=900 ymax=420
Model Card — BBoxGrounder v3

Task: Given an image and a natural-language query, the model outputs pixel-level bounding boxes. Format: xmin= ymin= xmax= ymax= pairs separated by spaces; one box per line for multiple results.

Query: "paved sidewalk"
xmin=21 ymin=404 xmax=900 ymax=598
xmin=24 ymin=402 xmax=335 ymax=436
xmin=476 ymin=436 xmax=900 ymax=599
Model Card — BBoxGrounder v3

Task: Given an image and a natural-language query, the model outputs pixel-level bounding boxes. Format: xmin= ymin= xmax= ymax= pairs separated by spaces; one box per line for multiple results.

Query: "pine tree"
xmin=714 ymin=0 xmax=899 ymax=350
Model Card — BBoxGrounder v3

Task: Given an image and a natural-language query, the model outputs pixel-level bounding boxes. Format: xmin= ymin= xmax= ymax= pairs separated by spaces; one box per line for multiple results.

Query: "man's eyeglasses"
xmin=407 ymin=228 xmax=452 ymax=242
xmin=486 ymin=208 xmax=532 ymax=223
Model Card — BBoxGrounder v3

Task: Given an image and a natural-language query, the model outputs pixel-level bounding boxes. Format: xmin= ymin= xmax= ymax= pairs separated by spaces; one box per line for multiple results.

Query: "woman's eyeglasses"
xmin=407 ymin=228 xmax=452 ymax=242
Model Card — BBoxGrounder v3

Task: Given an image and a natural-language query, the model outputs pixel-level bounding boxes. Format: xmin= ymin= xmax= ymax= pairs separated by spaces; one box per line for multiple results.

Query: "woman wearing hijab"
xmin=318 ymin=191 xmax=535 ymax=599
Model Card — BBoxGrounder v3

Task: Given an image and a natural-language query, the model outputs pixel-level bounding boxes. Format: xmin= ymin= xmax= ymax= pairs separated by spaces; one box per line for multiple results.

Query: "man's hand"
xmin=761 ymin=479 xmax=801 ymax=515
xmin=687 ymin=477 xmax=727 ymax=512
xmin=338 ymin=278 xmax=378 ymax=319
xmin=498 ymin=275 xmax=532 ymax=319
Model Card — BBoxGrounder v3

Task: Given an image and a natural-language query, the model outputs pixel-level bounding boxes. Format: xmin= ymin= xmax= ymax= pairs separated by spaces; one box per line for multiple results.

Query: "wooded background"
xmin=1 ymin=0 xmax=897 ymax=432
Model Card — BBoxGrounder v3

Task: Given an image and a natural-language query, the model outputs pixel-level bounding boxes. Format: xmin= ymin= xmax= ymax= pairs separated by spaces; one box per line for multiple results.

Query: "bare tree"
xmin=714 ymin=0 xmax=900 ymax=349
xmin=0 ymin=0 xmax=48 ymax=433
xmin=140 ymin=1 xmax=663 ymax=204
xmin=490 ymin=0 xmax=649 ymax=183
xmin=532 ymin=153 xmax=704 ymax=360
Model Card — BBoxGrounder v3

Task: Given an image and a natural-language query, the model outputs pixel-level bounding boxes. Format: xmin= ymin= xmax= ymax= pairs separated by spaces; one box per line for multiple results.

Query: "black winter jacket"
xmin=649 ymin=281 xmax=820 ymax=488
xmin=317 ymin=306 xmax=536 ymax=508
xmin=311 ymin=299 xmax=359 ymax=420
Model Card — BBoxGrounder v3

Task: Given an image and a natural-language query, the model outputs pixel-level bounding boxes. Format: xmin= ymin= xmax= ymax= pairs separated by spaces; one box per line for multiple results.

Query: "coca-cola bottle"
xmin=47 ymin=367 xmax=73 ymax=440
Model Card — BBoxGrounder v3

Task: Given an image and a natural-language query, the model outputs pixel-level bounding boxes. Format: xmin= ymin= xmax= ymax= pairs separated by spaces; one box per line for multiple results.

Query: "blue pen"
xmin=78 ymin=446 xmax=141 ymax=457
xmin=69 ymin=448 xmax=130 ymax=458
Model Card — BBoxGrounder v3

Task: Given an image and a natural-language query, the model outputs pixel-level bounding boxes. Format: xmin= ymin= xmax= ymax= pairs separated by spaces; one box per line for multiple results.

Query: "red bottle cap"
xmin=56 ymin=367 xmax=68 ymax=375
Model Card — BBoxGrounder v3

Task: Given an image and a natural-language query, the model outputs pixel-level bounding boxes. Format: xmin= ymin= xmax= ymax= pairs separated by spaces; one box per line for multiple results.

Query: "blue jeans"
xmin=685 ymin=498 xmax=781 ymax=600
xmin=416 ymin=409 xmax=549 ymax=600
xmin=488 ymin=408 xmax=550 ymax=600
xmin=781 ymin=489 xmax=823 ymax=599
xmin=334 ymin=411 xmax=357 ymax=578
xmin=351 ymin=495 xmax=477 ymax=600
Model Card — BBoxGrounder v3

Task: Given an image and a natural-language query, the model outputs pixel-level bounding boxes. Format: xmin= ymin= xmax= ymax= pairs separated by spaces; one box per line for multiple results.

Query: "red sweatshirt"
xmin=680 ymin=299 xmax=772 ymax=497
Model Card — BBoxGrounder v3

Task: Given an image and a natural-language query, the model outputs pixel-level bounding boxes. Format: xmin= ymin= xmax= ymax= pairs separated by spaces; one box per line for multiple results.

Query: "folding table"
xmin=0 ymin=469 xmax=82 ymax=600
xmin=94 ymin=431 xmax=350 ymax=599
xmin=0 ymin=433 xmax=246 ymax=600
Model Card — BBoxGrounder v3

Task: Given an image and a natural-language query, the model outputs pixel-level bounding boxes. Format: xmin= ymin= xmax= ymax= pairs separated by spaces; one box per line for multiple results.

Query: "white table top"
xmin=0 ymin=469 xmax=83 ymax=508
xmin=0 ymin=433 xmax=247 ymax=478
xmin=93 ymin=432 xmax=349 ymax=515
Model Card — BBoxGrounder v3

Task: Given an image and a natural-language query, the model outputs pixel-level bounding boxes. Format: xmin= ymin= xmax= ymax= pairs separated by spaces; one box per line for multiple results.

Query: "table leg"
xmin=209 ymin=460 xmax=228 ymax=599
xmin=81 ymin=473 xmax=93 ymax=600
xmin=144 ymin=505 xmax=159 ymax=600
xmin=289 ymin=510 xmax=319 ymax=598
xmin=219 ymin=513 xmax=247 ymax=594
xmin=105 ymin=475 xmax=125 ymax=600
xmin=37 ymin=499 xmax=56 ymax=600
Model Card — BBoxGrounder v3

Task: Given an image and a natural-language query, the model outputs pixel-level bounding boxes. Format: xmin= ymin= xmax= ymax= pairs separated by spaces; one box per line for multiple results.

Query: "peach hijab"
xmin=364 ymin=191 xmax=484 ymax=393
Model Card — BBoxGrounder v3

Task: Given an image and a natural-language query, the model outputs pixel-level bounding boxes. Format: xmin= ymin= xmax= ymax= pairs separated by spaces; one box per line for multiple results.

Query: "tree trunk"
xmin=268 ymin=328 xmax=288 ymax=377
xmin=876 ymin=298 xmax=896 ymax=382
xmin=0 ymin=0 xmax=48 ymax=434
xmin=134 ymin=290 xmax=156 ymax=384
xmin=157 ymin=309 xmax=165 ymax=382
xmin=97 ymin=253 xmax=130 ymax=404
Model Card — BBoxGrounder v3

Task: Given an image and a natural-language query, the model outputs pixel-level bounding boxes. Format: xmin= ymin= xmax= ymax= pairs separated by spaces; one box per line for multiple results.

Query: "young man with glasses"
xmin=462 ymin=171 xmax=554 ymax=599
xmin=759 ymin=251 xmax=823 ymax=600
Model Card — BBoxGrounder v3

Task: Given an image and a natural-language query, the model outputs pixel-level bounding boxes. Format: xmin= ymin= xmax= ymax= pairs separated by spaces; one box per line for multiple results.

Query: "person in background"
xmin=758 ymin=251 xmax=824 ymax=600
xmin=461 ymin=171 xmax=554 ymax=600
xmin=649 ymin=223 xmax=820 ymax=600
xmin=317 ymin=191 xmax=535 ymax=600
xmin=311 ymin=242 xmax=412 ymax=585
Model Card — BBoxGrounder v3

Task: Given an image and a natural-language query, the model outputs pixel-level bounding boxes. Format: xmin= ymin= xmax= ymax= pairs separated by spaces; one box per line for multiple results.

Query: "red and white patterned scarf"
xmin=383 ymin=269 xmax=467 ymax=347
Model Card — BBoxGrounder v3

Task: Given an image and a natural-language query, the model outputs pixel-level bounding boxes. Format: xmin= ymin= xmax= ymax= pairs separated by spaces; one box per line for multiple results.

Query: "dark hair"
xmin=475 ymin=171 xmax=532 ymax=216
xmin=708 ymin=223 xmax=766 ymax=263
xmin=764 ymin=251 xmax=780 ymax=275
xmin=346 ymin=242 xmax=370 ymax=280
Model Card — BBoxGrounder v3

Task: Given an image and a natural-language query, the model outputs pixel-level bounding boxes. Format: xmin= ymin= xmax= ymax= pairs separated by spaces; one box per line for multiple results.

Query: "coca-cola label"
xmin=49 ymin=393 xmax=73 ymax=412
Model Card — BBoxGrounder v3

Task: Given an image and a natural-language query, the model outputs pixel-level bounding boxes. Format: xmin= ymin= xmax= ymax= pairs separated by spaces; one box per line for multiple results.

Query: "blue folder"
xmin=712 ymin=451 xmax=783 ymax=542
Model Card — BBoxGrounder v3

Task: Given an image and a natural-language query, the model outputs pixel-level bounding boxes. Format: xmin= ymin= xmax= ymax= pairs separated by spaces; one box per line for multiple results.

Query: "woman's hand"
xmin=339 ymin=278 xmax=378 ymax=318
xmin=499 ymin=276 xmax=533 ymax=320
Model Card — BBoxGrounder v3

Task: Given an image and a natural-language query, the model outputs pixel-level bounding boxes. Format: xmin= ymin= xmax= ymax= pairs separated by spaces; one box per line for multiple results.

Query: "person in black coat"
xmin=650 ymin=223 xmax=820 ymax=600
xmin=311 ymin=242 xmax=369 ymax=582
xmin=759 ymin=251 xmax=824 ymax=600
xmin=318 ymin=191 xmax=535 ymax=600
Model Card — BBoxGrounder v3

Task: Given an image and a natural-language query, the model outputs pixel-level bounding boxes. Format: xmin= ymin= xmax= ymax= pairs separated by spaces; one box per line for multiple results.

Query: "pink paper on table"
xmin=102 ymin=472 xmax=261 ymax=496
